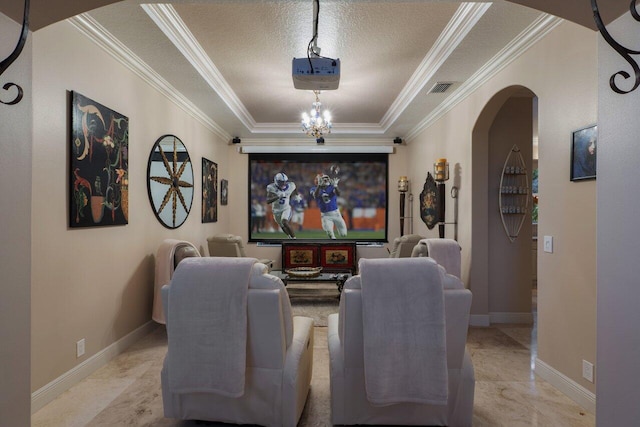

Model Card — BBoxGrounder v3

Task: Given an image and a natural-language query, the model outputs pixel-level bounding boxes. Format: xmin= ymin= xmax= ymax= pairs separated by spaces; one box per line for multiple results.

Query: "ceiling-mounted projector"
xmin=292 ymin=57 xmax=340 ymax=90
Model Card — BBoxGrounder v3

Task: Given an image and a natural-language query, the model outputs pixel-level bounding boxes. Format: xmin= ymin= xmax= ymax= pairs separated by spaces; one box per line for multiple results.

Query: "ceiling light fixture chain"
xmin=0 ymin=0 xmax=30 ymax=106
xmin=592 ymin=0 xmax=640 ymax=94
xmin=301 ymin=90 xmax=332 ymax=139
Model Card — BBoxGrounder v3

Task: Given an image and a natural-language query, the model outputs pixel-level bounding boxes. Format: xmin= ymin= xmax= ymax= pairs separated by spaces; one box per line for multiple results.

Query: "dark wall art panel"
xmin=70 ymin=91 xmax=129 ymax=227
xmin=202 ymin=158 xmax=218 ymax=223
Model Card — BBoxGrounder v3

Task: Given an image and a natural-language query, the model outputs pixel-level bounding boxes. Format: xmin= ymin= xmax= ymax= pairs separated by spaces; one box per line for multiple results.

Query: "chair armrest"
xmin=282 ymin=316 xmax=314 ymax=427
xmin=327 ymin=313 xmax=346 ymax=423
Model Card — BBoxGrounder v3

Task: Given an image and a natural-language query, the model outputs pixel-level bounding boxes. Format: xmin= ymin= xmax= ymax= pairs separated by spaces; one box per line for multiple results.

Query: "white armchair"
xmin=152 ymin=239 xmax=201 ymax=324
xmin=389 ymin=233 xmax=424 ymax=258
xmin=207 ymin=233 xmax=273 ymax=270
xmin=411 ymin=238 xmax=462 ymax=279
xmin=328 ymin=257 xmax=474 ymax=426
xmin=161 ymin=258 xmax=314 ymax=426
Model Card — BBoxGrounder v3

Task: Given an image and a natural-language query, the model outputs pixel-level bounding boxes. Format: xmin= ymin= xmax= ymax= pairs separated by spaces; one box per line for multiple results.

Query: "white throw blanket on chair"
xmin=424 ymin=238 xmax=461 ymax=278
xmin=360 ymin=257 xmax=448 ymax=406
xmin=167 ymin=257 xmax=256 ymax=397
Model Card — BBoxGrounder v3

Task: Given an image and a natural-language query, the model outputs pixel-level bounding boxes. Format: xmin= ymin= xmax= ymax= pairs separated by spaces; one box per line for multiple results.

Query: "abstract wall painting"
xmin=70 ymin=91 xmax=129 ymax=227
xmin=202 ymin=158 xmax=218 ymax=223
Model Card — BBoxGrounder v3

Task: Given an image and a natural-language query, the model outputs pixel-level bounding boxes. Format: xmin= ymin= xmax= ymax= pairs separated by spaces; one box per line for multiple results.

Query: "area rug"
xmin=289 ymin=285 xmax=339 ymax=327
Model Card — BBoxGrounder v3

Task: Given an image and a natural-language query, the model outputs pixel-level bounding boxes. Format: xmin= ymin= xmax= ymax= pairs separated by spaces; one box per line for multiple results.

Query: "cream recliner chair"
xmin=152 ymin=239 xmax=201 ymax=324
xmin=328 ymin=257 xmax=474 ymax=426
xmin=389 ymin=233 xmax=424 ymax=258
xmin=207 ymin=233 xmax=273 ymax=269
xmin=411 ymin=238 xmax=462 ymax=278
xmin=161 ymin=258 xmax=314 ymax=426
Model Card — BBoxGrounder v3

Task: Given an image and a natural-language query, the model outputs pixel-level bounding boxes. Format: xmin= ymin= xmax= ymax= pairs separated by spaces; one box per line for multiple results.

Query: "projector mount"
xmin=292 ymin=0 xmax=340 ymax=90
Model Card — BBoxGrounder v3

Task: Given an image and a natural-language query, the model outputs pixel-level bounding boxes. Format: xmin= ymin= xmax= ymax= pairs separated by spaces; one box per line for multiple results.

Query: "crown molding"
xmin=142 ymin=4 xmax=256 ymax=130
xmin=405 ymin=13 xmax=563 ymax=141
xmin=68 ymin=14 xmax=231 ymax=142
xmin=380 ymin=2 xmax=492 ymax=131
xmin=70 ymin=6 xmax=561 ymax=141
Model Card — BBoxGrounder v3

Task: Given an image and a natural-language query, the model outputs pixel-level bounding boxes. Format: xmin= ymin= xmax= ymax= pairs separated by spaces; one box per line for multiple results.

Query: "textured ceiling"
xmin=0 ymin=0 xmax=625 ymax=142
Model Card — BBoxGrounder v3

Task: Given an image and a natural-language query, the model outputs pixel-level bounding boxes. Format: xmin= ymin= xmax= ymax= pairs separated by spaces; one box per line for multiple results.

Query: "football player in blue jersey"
xmin=266 ymin=172 xmax=296 ymax=238
xmin=310 ymin=174 xmax=348 ymax=239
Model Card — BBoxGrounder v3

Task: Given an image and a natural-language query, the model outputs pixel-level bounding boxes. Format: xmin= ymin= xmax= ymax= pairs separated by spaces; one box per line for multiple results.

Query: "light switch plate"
xmin=582 ymin=360 xmax=594 ymax=383
xmin=543 ymin=235 xmax=553 ymax=253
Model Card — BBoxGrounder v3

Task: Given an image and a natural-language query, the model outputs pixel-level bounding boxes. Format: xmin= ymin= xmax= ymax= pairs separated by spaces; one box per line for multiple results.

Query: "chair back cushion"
xmin=207 ymin=234 xmax=245 ymax=257
xmin=249 ymin=263 xmax=294 ymax=348
xmin=341 ymin=261 xmax=471 ymax=370
xmin=173 ymin=243 xmax=200 ymax=268
xmin=389 ymin=234 xmax=424 ymax=258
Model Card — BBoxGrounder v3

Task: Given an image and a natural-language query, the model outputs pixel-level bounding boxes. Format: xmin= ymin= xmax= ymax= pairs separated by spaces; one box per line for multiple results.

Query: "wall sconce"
xmin=398 ymin=176 xmax=409 ymax=236
xmin=433 ymin=158 xmax=449 ymax=238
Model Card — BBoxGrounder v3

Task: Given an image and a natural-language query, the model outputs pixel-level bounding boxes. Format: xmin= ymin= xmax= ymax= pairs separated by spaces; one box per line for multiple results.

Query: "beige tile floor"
xmin=32 ymin=307 xmax=594 ymax=426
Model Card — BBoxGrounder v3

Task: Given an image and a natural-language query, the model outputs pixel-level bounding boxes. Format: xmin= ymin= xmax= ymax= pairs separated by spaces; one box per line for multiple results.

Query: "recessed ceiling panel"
xmin=176 ymin=1 xmax=458 ymax=124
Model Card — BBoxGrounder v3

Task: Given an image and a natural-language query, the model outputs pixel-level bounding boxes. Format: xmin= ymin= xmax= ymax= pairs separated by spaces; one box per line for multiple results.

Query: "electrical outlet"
xmin=76 ymin=338 xmax=85 ymax=358
xmin=543 ymin=235 xmax=553 ymax=253
xmin=582 ymin=360 xmax=594 ymax=383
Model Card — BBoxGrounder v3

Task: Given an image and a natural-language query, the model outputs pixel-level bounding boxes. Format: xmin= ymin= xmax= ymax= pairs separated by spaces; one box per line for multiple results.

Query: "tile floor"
xmin=32 ymin=306 xmax=594 ymax=426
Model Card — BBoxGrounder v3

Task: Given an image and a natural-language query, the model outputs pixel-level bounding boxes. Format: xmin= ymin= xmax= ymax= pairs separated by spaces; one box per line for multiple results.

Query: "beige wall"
xmin=407 ymin=21 xmax=597 ymax=393
xmin=30 ymin=20 xmax=231 ymax=391
xmin=0 ymin=13 xmax=32 ymax=425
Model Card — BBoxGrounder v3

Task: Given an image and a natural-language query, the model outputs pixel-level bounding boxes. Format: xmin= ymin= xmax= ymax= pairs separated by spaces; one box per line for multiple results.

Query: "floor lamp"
xmin=434 ymin=159 xmax=449 ymax=238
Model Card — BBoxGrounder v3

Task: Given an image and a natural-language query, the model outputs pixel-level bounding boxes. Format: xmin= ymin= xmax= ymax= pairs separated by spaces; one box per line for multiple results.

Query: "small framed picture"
xmin=320 ymin=243 xmax=356 ymax=272
xmin=282 ymin=244 xmax=319 ymax=269
xmin=571 ymin=124 xmax=597 ymax=181
xmin=220 ymin=179 xmax=229 ymax=205
xmin=202 ymin=158 xmax=217 ymax=223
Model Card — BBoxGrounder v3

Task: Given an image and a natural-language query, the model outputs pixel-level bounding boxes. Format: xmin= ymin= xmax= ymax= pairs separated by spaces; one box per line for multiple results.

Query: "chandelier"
xmin=301 ymin=91 xmax=332 ymax=139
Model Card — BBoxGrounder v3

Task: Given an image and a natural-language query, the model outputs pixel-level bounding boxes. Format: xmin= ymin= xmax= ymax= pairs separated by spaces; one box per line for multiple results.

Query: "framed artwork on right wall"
xmin=570 ymin=124 xmax=597 ymax=181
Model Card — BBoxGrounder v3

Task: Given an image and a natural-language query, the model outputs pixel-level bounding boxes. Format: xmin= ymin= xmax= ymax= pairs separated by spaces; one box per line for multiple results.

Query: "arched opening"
xmin=470 ymin=85 xmax=537 ymax=327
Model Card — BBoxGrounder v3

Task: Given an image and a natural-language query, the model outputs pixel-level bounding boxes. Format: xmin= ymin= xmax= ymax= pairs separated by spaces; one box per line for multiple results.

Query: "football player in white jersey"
xmin=266 ymin=172 xmax=297 ymax=238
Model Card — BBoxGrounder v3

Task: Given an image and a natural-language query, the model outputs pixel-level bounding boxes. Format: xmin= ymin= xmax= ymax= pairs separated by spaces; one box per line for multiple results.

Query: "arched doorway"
xmin=470 ymin=85 xmax=537 ymax=326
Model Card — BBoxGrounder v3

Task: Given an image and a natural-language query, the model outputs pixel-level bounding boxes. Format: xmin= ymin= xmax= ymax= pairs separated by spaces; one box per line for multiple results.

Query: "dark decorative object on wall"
xmin=0 ymin=0 xmax=29 ymax=105
xmin=592 ymin=0 xmax=640 ymax=94
xmin=202 ymin=158 xmax=218 ymax=223
xmin=70 ymin=92 xmax=129 ymax=227
xmin=571 ymin=124 xmax=597 ymax=181
xmin=220 ymin=179 xmax=229 ymax=205
xmin=419 ymin=172 xmax=438 ymax=230
xmin=147 ymin=135 xmax=194 ymax=229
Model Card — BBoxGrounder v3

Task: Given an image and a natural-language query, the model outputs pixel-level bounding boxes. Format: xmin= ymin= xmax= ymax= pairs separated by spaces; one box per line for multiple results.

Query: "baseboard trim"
xmin=535 ymin=358 xmax=596 ymax=414
xmin=470 ymin=314 xmax=490 ymax=326
xmin=31 ymin=321 xmax=157 ymax=414
xmin=490 ymin=311 xmax=534 ymax=324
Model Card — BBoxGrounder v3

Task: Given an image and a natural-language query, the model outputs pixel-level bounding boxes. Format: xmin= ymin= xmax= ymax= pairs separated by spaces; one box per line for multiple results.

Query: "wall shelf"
xmin=499 ymin=145 xmax=529 ymax=242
